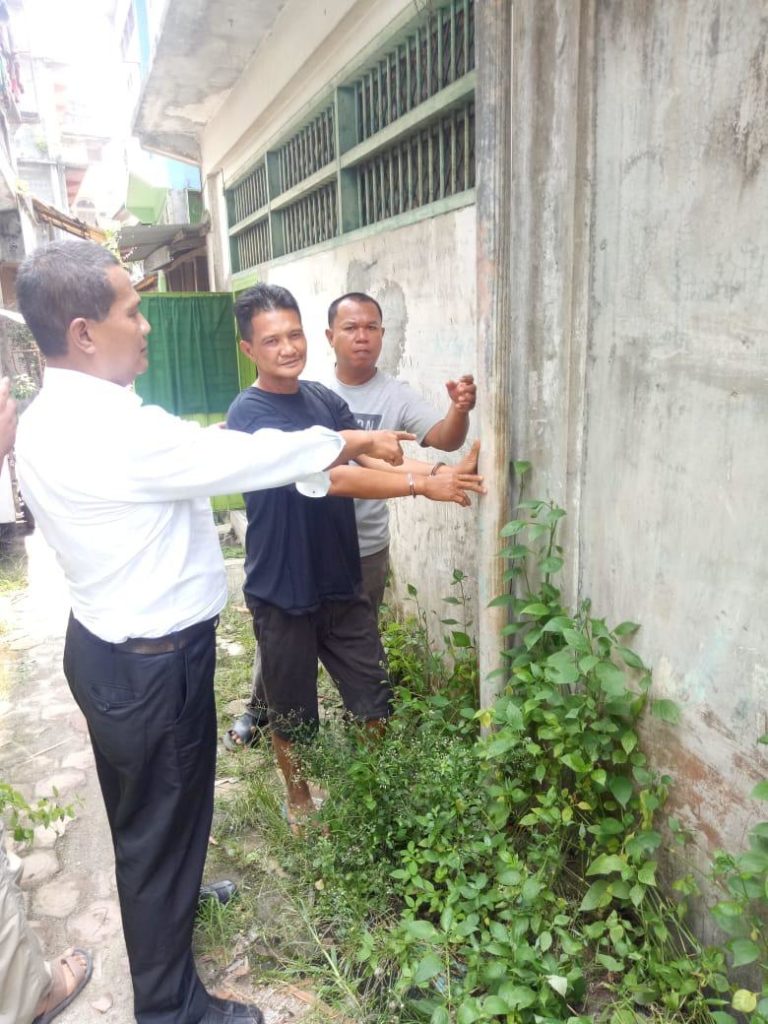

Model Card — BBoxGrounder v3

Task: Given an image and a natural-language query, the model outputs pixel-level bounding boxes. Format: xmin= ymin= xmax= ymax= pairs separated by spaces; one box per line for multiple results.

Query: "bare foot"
xmin=284 ymin=800 xmax=329 ymax=838
xmin=33 ymin=948 xmax=93 ymax=1023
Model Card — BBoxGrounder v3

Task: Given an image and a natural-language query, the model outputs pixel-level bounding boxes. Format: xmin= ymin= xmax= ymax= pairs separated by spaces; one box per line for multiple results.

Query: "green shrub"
xmin=226 ymin=476 xmax=768 ymax=1024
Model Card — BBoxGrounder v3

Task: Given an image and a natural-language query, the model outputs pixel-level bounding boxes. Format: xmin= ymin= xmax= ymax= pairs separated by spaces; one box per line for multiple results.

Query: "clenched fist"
xmin=445 ymin=374 xmax=476 ymax=413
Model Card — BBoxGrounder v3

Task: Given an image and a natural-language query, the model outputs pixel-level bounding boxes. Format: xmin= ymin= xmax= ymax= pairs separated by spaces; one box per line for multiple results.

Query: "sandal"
xmin=198 ymin=879 xmax=237 ymax=906
xmin=222 ymin=711 xmax=267 ymax=751
xmin=33 ymin=947 xmax=93 ymax=1024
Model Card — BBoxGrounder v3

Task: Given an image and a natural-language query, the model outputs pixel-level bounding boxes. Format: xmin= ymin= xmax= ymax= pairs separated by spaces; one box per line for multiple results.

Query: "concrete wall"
xmin=510 ymin=0 xmax=768 ymax=901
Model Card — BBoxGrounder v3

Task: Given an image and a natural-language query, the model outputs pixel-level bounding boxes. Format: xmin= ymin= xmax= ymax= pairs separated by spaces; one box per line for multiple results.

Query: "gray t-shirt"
xmin=329 ymin=370 xmax=442 ymax=557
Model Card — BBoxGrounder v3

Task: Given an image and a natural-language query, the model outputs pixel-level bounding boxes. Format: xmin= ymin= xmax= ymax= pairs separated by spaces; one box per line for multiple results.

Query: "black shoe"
xmin=198 ymin=879 xmax=237 ymax=906
xmin=200 ymin=994 xmax=265 ymax=1022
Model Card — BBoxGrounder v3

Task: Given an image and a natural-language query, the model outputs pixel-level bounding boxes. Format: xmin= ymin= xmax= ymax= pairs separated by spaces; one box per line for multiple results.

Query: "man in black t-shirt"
xmin=228 ymin=284 xmax=485 ymax=828
xmin=228 ymin=381 xmax=364 ymax=614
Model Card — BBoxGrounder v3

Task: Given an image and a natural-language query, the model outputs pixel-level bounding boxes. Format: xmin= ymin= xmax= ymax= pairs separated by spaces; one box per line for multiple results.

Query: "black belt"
xmin=112 ymin=616 xmax=219 ymax=655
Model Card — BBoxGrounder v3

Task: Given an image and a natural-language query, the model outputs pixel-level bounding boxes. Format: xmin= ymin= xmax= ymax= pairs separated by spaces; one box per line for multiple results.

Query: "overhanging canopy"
xmin=117 ymin=221 xmax=208 ymax=264
xmin=132 ymin=0 xmax=285 ymax=163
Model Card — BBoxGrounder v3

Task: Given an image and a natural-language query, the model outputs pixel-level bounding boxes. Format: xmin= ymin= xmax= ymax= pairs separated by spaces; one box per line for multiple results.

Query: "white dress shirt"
xmin=15 ymin=369 xmax=344 ymax=642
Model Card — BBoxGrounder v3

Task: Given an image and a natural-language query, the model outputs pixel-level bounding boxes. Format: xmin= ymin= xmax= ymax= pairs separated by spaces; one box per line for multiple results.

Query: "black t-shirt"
xmin=226 ymin=381 xmax=360 ymax=613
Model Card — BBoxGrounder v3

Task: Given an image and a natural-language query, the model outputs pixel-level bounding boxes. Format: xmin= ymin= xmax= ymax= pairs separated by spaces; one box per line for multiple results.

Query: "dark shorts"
xmin=360 ymin=545 xmax=390 ymax=619
xmin=248 ymin=593 xmax=392 ymax=739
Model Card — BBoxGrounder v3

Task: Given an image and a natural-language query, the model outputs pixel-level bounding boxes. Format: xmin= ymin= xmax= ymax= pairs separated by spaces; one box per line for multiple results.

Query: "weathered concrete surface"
xmin=583 ymin=0 xmax=768 ymax=895
xmin=475 ymin=0 xmax=515 ymax=707
xmin=133 ymin=0 xmax=288 ymax=163
xmin=508 ymin=0 xmax=768 ymax=915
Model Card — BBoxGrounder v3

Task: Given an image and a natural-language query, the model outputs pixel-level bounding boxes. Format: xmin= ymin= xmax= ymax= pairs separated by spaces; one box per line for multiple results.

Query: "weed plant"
xmin=0 ymin=782 xmax=73 ymax=844
xmin=211 ymin=480 xmax=768 ymax=1024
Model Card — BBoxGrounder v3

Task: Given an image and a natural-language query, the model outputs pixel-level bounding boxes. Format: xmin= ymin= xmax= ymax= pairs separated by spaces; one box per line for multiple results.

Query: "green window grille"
xmin=276 ymin=105 xmax=335 ymax=194
xmin=231 ymin=161 xmax=268 ymax=223
xmin=280 ymin=182 xmax=338 ymax=255
xmin=225 ymin=0 xmax=475 ymax=277
xmin=235 ymin=216 xmax=272 ymax=270
xmin=354 ymin=0 xmax=474 ymax=141
xmin=357 ymin=99 xmax=474 ymax=226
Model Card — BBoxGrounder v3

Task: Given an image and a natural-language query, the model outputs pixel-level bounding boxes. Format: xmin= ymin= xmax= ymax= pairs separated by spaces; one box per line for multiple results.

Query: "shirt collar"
xmin=334 ymin=368 xmax=379 ymax=390
xmin=42 ymin=368 xmax=143 ymax=408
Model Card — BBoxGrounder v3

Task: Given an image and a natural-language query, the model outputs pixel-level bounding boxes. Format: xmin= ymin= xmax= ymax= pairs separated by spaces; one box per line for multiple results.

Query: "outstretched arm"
xmin=357 ymin=439 xmax=481 ymax=478
xmin=328 ymin=461 xmax=485 ymax=507
xmin=328 ymin=429 xmax=416 ymax=468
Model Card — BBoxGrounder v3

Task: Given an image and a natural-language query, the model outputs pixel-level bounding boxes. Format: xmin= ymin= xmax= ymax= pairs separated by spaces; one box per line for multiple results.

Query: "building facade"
xmin=133 ymin=0 xmax=768 ymax=932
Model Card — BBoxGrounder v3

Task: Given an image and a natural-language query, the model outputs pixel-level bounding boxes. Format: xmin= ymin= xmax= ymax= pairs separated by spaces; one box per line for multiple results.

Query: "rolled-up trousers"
xmin=63 ymin=613 xmax=217 ymax=1024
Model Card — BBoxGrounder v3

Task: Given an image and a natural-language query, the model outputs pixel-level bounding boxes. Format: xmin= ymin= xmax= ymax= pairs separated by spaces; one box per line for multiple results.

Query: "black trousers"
xmin=63 ymin=613 xmax=218 ymax=1024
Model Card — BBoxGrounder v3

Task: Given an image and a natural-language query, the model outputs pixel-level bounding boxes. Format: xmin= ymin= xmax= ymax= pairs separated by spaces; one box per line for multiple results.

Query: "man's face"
xmin=327 ymin=298 xmax=384 ymax=373
xmin=86 ymin=266 xmax=150 ymax=386
xmin=241 ymin=308 xmax=307 ymax=391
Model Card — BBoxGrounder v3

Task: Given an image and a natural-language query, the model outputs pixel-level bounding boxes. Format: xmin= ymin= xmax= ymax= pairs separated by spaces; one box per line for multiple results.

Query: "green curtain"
xmin=136 ymin=292 xmax=244 ymax=510
xmin=136 ymin=293 xmax=240 ymax=415
xmin=237 ymin=344 xmax=257 ymax=389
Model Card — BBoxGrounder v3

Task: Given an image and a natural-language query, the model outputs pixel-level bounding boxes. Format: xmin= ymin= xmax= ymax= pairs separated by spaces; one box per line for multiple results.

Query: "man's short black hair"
xmin=327 ymin=292 xmax=383 ymax=328
xmin=16 ymin=239 xmax=120 ymax=357
xmin=235 ymin=283 xmax=301 ymax=342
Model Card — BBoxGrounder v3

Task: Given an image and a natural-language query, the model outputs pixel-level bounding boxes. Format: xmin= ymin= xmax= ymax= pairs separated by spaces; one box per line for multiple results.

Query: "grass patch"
xmin=0 ymin=529 xmax=28 ymax=593
xmin=214 ymin=602 xmax=255 ymax=703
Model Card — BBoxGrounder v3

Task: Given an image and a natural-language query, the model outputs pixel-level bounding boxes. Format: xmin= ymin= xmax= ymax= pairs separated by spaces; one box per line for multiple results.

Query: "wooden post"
xmin=475 ymin=0 xmax=513 ymax=709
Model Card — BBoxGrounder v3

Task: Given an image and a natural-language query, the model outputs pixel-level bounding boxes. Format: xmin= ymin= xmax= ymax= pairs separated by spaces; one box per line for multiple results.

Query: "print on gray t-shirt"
xmin=329 ymin=370 xmax=441 ymax=557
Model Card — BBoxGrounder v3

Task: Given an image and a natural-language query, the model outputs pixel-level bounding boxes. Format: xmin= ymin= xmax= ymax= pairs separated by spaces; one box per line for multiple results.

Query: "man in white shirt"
xmin=14 ymin=240 xmax=409 ymax=1024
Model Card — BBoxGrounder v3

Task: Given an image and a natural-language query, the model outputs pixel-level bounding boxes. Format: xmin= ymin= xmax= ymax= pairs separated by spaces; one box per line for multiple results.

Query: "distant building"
xmin=114 ymin=0 xmax=208 ymax=290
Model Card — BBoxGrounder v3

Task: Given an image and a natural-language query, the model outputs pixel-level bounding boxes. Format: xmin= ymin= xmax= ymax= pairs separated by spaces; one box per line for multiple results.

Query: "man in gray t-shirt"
xmin=327 ymin=292 xmax=476 ymax=605
xmin=223 ymin=291 xmax=476 ymax=750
